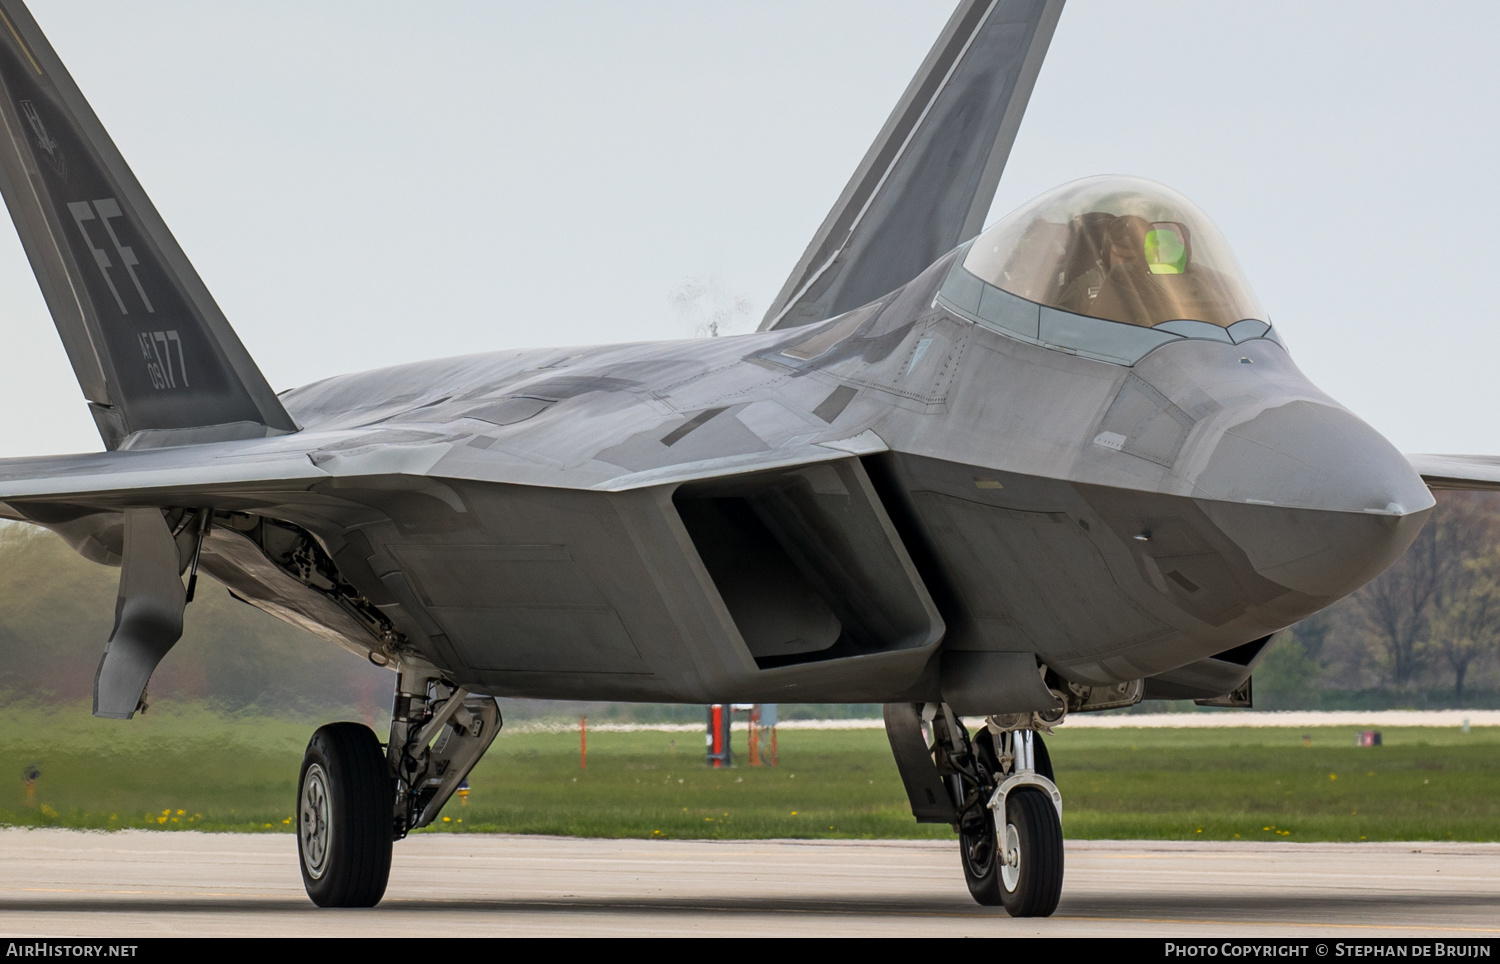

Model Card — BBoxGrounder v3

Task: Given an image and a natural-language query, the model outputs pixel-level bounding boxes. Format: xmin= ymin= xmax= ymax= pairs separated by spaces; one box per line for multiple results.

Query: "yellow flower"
xmin=442 ymin=817 xmax=450 ymax=823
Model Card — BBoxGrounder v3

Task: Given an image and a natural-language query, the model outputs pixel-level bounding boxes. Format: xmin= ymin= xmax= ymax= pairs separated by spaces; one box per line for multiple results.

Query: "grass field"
xmin=0 ymin=703 xmax=1496 ymax=842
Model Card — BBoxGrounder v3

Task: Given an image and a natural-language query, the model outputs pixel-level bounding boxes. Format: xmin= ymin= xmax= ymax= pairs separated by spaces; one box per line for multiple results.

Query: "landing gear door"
xmin=883 ymin=702 xmax=956 ymax=824
xmin=93 ymin=508 xmax=187 ymax=719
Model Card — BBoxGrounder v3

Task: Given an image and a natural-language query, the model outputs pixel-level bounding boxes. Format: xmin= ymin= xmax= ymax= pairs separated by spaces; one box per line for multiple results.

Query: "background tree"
xmin=1343 ymin=492 xmax=1499 ymax=687
xmin=1426 ymin=545 xmax=1500 ymax=702
xmin=1250 ymin=631 xmax=1322 ymax=709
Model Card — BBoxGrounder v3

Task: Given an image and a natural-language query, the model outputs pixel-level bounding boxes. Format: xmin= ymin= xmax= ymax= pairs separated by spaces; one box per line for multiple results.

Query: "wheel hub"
xmin=300 ymin=763 xmax=332 ymax=880
xmin=1000 ymin=822 xmax=1021 ymax=891
xmin=963 ymin=829 xmax=994 ymax=874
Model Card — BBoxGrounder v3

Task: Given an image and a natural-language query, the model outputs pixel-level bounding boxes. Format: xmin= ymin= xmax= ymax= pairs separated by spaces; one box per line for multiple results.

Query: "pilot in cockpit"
xmin=1058 ymin=214 xmax=1186 ymax=326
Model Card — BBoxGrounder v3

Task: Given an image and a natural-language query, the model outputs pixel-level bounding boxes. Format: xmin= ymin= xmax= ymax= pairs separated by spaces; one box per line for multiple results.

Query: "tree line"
xmin=1260 ymin=492 xmax=1500 ymax=708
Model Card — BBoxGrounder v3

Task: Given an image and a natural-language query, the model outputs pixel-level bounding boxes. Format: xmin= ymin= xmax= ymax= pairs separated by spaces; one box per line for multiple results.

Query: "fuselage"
xmin=176 ymin=231 xmax=1430 ymax=708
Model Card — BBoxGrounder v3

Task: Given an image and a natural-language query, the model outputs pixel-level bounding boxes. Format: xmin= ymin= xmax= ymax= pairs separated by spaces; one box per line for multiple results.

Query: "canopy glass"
xmin=963 ymin=176 xmax=1266 ymax=329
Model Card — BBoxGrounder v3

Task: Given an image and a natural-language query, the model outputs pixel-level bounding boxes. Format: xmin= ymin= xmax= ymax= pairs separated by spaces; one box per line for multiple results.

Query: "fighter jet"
xmin=0 ymin=0 xmax=1494 ymax=918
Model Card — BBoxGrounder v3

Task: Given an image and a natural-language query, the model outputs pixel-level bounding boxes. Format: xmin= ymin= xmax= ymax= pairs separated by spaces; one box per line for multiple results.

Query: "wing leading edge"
xmin=1407 ymin=454 xmax=1500 ymax=492
xmin=760 ymin=0 xmax=1064 ymax=332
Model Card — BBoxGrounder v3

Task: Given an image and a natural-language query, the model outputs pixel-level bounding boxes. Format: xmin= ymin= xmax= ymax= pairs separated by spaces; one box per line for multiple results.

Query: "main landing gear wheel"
xmin=997 ymin=786 xmax=1063 ymax=917
xmin=298 ymin=722 xmax=393 ymax=907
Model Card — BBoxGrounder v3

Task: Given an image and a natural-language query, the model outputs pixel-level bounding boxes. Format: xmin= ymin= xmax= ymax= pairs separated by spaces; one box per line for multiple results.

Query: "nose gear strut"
xmin=883 ymin=701 xmax=1065 ymax=917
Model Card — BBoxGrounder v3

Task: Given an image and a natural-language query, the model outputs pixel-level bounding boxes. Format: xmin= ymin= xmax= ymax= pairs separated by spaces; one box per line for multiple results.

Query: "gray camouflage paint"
xmin=0 ymin=245 xmax=1435 ymax=706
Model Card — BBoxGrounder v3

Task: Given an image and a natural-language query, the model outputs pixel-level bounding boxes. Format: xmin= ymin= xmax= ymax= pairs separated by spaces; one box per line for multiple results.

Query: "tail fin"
xmin=761 ymin=0 xmax=1064 ymax=331
xmin=0 ymin=1 xmax=296 ymax=449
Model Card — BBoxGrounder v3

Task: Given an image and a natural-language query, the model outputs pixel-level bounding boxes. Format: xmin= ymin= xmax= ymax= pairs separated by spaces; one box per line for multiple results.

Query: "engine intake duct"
xmin=673 ymin=459 xmax=941 ymax=670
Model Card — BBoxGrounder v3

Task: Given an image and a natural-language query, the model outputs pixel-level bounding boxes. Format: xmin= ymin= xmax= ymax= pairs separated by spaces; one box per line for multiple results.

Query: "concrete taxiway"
xmin=0 ymin=830 xmax=1495 ymax=938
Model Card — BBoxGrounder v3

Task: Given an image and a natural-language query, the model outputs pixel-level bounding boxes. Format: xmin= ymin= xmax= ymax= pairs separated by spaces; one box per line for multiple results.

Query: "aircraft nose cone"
xmin=1193 ymin=400 xmax=1434 ymax=598
xmin=1196 ymin=399 xmax=1430 ymax=515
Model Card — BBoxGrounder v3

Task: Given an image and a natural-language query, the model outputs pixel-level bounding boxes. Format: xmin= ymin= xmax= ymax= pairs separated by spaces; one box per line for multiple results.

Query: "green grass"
xmin=0 ymin=702 xmax=321 ymax=832
xmin=0 ymin=702 xmax=1496 ymax=842
xmin=1043 ymin=726 xmax=1500 ymax=842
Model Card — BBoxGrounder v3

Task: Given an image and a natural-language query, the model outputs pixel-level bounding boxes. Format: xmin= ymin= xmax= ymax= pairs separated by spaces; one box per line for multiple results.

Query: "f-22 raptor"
xmin=0 ymin=0 xmax=1492 ymax=916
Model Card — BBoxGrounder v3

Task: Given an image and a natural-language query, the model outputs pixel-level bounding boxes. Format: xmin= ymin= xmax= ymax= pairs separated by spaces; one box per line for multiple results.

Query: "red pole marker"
xmin=706 ymin=704 xmax=731 ymax=767
xmin=580 ymin=715 xmax=587 ymax=769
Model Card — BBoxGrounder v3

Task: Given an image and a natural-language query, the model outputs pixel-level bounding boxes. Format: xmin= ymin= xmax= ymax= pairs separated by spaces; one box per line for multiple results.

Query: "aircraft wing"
xmin=0 ymin=422 xmax=892 ymax=517
xmin=1406 ymin=454 xmax=1500 ymax=492
xmin=0 ymin=438 xmax=325 ymax=517
xmin=759 ymin=0 xmax=1064 ymax=332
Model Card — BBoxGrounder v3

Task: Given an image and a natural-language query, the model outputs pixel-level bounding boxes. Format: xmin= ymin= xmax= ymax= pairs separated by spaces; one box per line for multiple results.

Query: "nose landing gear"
xmin=984 ymin=727 xmax=1063 ymax=917
xmin=884 ymin=702 xmax=1065 ymax=917
xmin=955 ymin=720 xmax=1063 ymax=915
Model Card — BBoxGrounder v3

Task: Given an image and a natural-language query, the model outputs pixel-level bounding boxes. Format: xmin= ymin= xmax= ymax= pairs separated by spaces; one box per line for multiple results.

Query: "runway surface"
xmin=0 ymin=830 xmax=1496 ymax=938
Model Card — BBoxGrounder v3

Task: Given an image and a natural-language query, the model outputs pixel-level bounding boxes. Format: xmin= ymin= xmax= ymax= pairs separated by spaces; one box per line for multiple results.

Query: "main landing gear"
xmin=297 ymin=722 xmax=392 ymax=906
xmin=884 ymin=703 xmax=1064 ymax=917
xmin=296 ymin=659 xmax=502 ymax=907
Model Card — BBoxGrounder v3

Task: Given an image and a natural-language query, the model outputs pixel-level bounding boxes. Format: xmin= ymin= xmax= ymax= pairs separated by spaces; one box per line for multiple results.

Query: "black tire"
xmin=960 ymin=729 xmax=1003 ymax=905
xmin=960 ymin=811 xmax=1003 ymax=905
xmin=1033 ymin=731 xmax=1054 ymax=783
xmin=297 ymin=722 xmax=394 ymax=908
xmin=998 ymin=787 xmax=1064 ymax=918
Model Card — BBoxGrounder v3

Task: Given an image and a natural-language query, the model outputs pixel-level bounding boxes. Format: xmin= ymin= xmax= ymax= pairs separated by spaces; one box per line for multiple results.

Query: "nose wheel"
xmin=956 ymin=726 xmax=1063 ymax=916
xmin=995 ymin=785 xmax=1063 ymax=916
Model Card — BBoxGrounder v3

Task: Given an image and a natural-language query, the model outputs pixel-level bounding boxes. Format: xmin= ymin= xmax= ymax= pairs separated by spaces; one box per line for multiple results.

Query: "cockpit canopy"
xmin=964 ymin=176 xmax=1266 ymax=329
xmin=936 ymin=176 xmax=1279 ymax=365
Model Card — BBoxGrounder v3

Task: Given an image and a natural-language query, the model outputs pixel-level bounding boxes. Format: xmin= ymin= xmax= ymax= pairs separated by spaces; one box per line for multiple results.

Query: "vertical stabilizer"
xmin=0 ymin=1 xmax=296 ymax=448
xmin=761 ymin=0 xmax=1064 ymax=331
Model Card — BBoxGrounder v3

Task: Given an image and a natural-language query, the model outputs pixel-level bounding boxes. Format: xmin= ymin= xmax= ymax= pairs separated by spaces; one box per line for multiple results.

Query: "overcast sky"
xmin=1 ymin=1 xmax=1498 ymax=459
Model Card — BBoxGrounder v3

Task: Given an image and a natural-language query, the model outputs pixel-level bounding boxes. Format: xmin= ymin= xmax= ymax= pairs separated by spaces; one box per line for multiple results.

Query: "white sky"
xmin=1 ymin=0 xmax=1497 ymax=458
